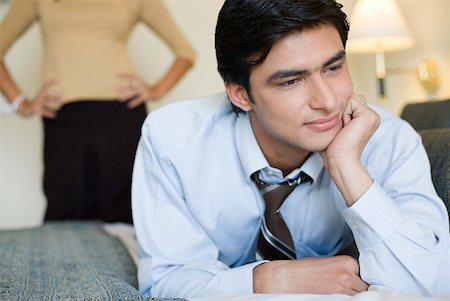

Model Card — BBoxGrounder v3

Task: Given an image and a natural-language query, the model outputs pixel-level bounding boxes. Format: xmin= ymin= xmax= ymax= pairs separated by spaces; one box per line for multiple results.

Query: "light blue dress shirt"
xmin=132 ymin=92 xmax=450 ymax=298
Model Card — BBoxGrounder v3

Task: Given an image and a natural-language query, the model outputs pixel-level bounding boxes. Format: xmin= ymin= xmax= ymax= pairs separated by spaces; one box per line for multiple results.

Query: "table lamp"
xmin=347 ymin=0 xmax=414 ymax=99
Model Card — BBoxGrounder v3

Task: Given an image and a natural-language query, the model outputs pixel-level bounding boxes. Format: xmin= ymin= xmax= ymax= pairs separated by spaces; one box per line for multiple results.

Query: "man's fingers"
xmin=350 ymin=92 xmax=368 ymax=104
xmin=342 ymin=99 xmax=353 ymax=125
xmin=343 ymin=91 xmax=368 ymax=126
xmin=352 ymin=276 xmax=369 ymax=293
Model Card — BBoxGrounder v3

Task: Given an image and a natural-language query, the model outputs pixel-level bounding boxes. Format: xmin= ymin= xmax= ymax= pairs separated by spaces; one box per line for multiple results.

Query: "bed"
xmin=0 ymin=221 xmax=183 ymax=301
xmin=0 ymin=219 xmax=448 ymax=301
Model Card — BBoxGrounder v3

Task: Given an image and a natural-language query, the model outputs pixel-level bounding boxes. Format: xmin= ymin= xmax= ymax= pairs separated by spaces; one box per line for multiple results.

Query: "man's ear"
xmin=225 ymin=82 xmax=253 ymax=112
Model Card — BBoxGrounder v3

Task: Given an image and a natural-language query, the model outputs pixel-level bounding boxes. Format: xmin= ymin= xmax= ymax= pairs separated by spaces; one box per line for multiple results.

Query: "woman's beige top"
xmin=0 ymin=0 xmax=195 ymax=104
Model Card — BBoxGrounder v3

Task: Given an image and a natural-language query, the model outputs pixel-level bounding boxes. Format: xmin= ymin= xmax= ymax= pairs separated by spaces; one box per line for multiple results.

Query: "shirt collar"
xmin=235 ymin=113 xmax=324 ymax=184
xmin=235 ymin=113 xmax=268 ymax=182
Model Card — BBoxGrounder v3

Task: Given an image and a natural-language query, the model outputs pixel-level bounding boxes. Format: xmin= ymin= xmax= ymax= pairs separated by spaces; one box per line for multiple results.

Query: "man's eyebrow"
xmin=265 ymin=50 xmax=347 ymax=84
xmin=266 ymin=69 xmax=308 ymax=83
xmin=322 ymin=50 xmax=346 ymax=67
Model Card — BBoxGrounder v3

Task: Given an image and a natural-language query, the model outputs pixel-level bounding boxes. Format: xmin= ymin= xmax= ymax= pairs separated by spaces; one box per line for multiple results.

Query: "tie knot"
xmin=251 ymin=171 xmax=311 ymax=189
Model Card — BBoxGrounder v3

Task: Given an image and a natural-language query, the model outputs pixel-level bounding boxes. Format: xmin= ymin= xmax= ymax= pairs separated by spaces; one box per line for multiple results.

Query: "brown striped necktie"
xmin=252 ymin=171 xmax=311 ymax=260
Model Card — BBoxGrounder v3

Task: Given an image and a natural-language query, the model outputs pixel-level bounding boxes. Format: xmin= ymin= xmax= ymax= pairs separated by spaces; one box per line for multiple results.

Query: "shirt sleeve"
xmin=0 ymin=0 xmax=38 ymax=59
xmin=341 ymin=123 xmax=450 ymax=296
xmin=137 ymin=0 xmax=195 ymax=63
xmin=132 ymin=119 xmax=262 ymax=298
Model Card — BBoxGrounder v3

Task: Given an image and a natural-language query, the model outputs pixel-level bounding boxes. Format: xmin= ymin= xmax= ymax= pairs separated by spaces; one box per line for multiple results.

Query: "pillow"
xmin=419 ymin=128 xmax=450 ymax=220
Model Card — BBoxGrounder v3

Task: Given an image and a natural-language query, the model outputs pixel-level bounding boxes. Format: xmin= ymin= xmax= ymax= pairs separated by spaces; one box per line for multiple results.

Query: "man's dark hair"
xmin=215 ymin=0 xmax=349 ymax=113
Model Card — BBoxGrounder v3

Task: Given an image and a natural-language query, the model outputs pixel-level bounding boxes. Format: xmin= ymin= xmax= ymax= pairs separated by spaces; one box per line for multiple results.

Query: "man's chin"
xmin=312 ymin=127 xmax=341 ymax=152
xmin=308 ymin=136 xmax=336 ymax=153
xmin=310 ymin=145 xmax=330 ymax=153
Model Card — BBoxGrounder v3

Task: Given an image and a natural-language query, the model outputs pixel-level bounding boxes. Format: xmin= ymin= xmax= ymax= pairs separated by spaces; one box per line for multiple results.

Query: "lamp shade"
xmin=347 ymin=0 xmax=414 ymax=53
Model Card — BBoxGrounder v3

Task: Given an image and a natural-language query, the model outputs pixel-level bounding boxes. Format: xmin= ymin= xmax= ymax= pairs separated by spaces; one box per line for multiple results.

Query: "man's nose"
xmin=309 ymin=77 xmax=337 ymax=111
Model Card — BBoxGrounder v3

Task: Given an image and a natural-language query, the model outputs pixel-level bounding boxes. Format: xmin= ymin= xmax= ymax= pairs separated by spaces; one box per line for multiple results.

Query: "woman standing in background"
xmin=0 ymin=0 xmax=195 ymax=223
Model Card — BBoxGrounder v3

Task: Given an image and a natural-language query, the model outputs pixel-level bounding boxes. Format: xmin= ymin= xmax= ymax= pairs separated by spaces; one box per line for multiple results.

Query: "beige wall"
xmin=0 ymin=0 xmax=225 ymax=229
xmin=343 ymin=0 xmax=450 ymax=115
xmin=0 ymin=4 xmax=46 ymax=229
xmin=1 ymin=0 xmax=449 ymax=229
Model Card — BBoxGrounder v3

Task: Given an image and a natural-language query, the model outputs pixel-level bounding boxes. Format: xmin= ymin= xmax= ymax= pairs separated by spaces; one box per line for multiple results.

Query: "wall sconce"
xmin=417 ymin=58 xmax=440 ymax=93
xmin=347 ymin=0 xmax=414 ymax=100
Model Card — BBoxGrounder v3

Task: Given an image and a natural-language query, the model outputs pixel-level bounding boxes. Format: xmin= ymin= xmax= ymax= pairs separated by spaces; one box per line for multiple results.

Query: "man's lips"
xmin=305 ymin=113 xmax=340 ymax=132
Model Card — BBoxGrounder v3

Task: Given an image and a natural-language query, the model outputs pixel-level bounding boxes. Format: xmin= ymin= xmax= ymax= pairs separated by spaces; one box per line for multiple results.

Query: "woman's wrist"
xmin=147 ymin=84 xmax=165 ymax=101
xmin=12 ymin=93 xmax=26 ymax=111
xmin=5 ymin=93 xmax=27 ymax=114
xmin=16 ymin=99 xmax=30 ymax=115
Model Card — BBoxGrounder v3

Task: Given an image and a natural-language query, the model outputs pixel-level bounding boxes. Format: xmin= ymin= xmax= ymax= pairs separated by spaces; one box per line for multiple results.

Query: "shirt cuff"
xmin=218 ymin=261 xmax=267 ymax=294
xmin=341 ymin=181 xmax=405 ymax=249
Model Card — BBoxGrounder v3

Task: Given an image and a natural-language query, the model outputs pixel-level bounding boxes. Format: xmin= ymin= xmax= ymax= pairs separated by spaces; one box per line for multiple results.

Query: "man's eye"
xmin=327 ymin=64 xmax=342 ymax=73
xmin=281 ymin=78 xmax=301 ymax=87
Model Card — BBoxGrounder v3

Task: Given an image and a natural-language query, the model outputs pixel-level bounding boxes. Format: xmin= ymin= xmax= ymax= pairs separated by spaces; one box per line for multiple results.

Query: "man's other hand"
xmin=253 ymin=255 xmax=369 ymax=295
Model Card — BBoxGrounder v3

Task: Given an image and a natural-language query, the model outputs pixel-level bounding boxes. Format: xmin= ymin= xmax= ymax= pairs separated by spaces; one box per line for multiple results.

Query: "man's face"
xmin=242 ymin=24 xmax=353 ymax=166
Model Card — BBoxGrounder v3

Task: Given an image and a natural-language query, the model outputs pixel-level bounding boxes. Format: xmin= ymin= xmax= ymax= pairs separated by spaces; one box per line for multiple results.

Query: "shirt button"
xmin=351 ymin=224 xmax=358 ymax=231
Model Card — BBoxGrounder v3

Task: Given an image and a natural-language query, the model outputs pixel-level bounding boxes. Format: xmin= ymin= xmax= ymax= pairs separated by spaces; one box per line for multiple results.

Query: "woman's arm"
xmin=0 ymin=60 xmax=22 ymax=103
xmin=115 ymin=0 xmax=196 ymax=108
xmin=0 ymin=61 xmax=60 ymax=118
xmin=117 ymin=57 xmax=193 ymax=108
xmin=0 ymin=0 xmax=61 ymax=117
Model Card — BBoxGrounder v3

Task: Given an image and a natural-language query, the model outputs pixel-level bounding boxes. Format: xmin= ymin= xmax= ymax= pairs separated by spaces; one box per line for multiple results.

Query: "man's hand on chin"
xmin=320 ymin=92 xmax=381 ymax=206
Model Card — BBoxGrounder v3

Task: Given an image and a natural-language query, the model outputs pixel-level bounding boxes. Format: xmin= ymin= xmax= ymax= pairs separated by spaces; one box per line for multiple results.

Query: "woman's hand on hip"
xmin=18 ymin=80 xmax=62 ymax=118
xmin=116 ymin=73 xmax=163 ymax=109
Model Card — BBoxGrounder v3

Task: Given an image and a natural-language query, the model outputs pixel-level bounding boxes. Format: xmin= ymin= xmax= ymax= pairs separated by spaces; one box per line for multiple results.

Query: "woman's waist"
xmin=44 ymin=85 xmax=128 ymax=111
xmin=42 ymin=66 xmax=137 ymax=106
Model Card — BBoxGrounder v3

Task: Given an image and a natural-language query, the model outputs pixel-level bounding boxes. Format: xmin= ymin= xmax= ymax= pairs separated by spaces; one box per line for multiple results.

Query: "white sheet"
xmin=189 ymin=290 xmax=450 ymax=301
xmin=102 ymin=223 xmax=449 ymax=301
xmin=103 ymin=222 xmax=138 ymax=265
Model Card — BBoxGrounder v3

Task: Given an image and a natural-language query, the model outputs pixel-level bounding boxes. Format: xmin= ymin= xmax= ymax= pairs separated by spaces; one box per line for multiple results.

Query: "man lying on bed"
xmin=131 ymin=0 xmax=450 ymax=298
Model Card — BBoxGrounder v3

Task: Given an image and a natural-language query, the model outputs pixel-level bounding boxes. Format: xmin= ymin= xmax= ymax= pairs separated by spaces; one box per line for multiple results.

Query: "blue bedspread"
xmin=0 ymin=221 xmax=184 ymax=301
